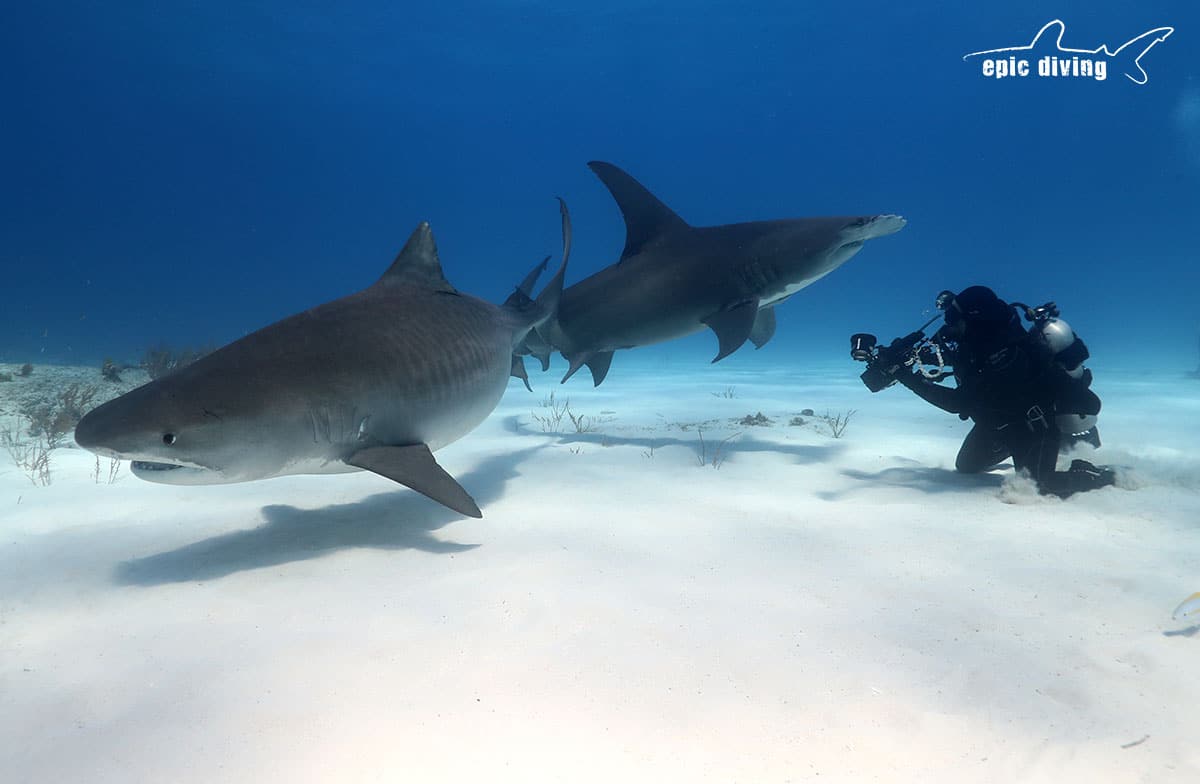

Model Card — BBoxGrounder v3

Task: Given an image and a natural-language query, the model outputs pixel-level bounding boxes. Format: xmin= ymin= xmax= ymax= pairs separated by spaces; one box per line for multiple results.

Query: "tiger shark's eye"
xmin=162 ymin=433 xmax=177 ymax=445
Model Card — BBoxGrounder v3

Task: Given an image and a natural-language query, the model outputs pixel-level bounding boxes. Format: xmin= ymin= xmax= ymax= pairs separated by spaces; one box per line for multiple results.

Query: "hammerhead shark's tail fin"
xmin=534 ymin=196 xmax=570 ymax=320
xmin=508 ymin=198 xmax=571 ymax=389
xmin=1111 ymin=26 xmax=1173 ymax=84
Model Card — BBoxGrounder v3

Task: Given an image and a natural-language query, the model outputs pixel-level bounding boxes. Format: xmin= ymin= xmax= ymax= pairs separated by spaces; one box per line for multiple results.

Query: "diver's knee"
xmin=955 ymin=454 xmax=991 ymax=473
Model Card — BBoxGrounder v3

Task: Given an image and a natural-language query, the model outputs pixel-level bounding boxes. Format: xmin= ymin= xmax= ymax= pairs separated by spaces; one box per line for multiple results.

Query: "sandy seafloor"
xmin=1 ymin=356 xmax=1198 ymax=783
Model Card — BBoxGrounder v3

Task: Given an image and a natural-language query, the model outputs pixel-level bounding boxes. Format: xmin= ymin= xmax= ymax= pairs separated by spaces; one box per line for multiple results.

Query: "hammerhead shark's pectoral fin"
xmin=703 ymin=299 xmax=760 ymax=362
xmin=749 ymin=305 xmax=777 ymax=350
xmin=348 ymin=444 xmax=482 ymax=518
xmin=510 ymin=355 xmax=532 ymax=392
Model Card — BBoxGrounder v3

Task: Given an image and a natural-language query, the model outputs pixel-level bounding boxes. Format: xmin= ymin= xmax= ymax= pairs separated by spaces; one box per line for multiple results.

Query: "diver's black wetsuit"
xmin=894 ymin=317 xmax=1111 ymax=499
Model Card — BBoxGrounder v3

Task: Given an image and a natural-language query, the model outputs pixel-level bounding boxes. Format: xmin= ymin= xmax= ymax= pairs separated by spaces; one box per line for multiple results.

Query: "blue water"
xmin=2 ymin=2 xmax=1197 ymax=375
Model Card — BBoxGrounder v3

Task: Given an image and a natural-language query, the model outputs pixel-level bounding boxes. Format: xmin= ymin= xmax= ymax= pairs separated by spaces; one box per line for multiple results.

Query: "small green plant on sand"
xmin=532 ymin=391 xmax=569 ymax=432
xmin=531 ymin=391 xmax=610 ymax=434
xmin=2 ymin=417 xmax=56 ymax=486
xmin=696 ymin=428 xmax=740 ymax=469
xmin=818 ymin=409 xmax=857 ymax=439
xmin=91 ymin=454 xmax=122 ymax=484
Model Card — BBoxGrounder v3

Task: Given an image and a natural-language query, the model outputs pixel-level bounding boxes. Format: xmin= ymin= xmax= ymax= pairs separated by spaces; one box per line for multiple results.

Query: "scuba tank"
xmin=1014 ymin=301 xmax=1098 ymax=437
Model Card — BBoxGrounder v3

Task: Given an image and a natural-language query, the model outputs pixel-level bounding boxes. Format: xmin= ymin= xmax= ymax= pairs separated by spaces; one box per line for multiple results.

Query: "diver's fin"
xmin=376 ymin=223 xmax=458 ymax=294
xmin=510 ymin=355 xmax=532 ymax=392
xmin=348 ymin=444 xmax=482 ymax=518
xmin=703 ymin=299 xmax=760 ymax=362
xmin=587 ymin=161 xmax=688 ymax=261
xmin=749 ymin=305 xmax=777 ymax=349
xmin=584 ymin=350 xmax=615 ymax=387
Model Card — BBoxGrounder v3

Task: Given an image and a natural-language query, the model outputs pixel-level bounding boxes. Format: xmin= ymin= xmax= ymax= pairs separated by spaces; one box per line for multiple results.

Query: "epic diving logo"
xmin=963 ymin=20 xmax=1173 ymax=85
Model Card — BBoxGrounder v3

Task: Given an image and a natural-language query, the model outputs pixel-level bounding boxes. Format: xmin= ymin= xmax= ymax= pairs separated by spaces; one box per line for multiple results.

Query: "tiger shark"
xmin=74 ymin=203 xmax=571 ymax=518
xmin=523 ymin=161 xmax=905 ymax=385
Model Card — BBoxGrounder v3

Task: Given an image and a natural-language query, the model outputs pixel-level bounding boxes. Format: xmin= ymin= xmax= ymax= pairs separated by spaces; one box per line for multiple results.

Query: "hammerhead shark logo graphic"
xmin=963 ymin=19 xmax=1174 ymax=85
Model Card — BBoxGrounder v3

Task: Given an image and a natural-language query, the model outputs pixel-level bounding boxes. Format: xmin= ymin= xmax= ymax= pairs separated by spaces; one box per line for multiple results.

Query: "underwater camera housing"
xmin=850 ymin=330 xmax=929 ymax=392
xmin=850 ymin=333 xmax=877 ymax=362
xmin=851 ymin=296 xmax=954 ymax=392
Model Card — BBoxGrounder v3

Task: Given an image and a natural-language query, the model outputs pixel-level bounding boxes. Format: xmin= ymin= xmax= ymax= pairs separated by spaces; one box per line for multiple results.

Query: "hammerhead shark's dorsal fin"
xmin=348 ymin=444 xmax=481 ymax=518
xmin=376 ymin=222 xmax=458 ymax=294
xmin=588 ymin=161 xmax=688 ymax=261
xmin=703 ymin=299 xmax=760 ymax=363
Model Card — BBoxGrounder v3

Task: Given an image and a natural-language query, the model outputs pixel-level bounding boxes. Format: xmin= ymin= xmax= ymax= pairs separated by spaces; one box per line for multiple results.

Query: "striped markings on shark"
xmin=74 ymin=202 xmax=572 ymax=518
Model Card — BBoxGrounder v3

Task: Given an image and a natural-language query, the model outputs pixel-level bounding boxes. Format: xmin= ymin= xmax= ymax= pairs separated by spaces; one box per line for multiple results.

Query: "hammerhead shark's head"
xmin=525 ymin=162 xmax=905 ymax=385
xmin=74 ymin=205 xmax=570 ymax=518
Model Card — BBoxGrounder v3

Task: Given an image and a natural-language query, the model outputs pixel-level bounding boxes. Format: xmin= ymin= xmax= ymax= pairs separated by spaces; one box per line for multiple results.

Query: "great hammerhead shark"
xmin=74 ymin=203 xmax=571 ymax=518
xmin=523 ymin=162 xmax=905 ymax=386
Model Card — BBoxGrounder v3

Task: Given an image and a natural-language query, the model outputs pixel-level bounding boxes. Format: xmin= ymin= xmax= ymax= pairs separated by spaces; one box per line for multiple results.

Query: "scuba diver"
xmin=850 ymin=285 xmax=1117 ymax=498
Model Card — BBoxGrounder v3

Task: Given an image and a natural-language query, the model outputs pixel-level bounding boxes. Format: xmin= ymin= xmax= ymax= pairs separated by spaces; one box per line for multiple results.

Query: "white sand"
xmin=2 ymin=358 xmax=1198 ymax=783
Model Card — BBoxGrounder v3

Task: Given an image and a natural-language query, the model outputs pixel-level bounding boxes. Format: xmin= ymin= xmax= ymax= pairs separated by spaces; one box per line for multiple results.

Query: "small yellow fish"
xmin=1172 ymin=592 xmax=1200 ymax=621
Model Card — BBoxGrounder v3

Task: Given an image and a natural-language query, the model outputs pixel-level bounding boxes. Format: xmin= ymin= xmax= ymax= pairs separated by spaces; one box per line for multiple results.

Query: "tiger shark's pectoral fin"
xmin=703 ymin=299 xmax=760 ymax=362
xmin=510 ymin=355 xmax=532 ymax=392
xmin=560 ymin=349 xmax=615 ymax=386
xmin=348 ymin=444 xmax=482 ymax=518
xmin=749 ymin=305 xmax=777 ymax=349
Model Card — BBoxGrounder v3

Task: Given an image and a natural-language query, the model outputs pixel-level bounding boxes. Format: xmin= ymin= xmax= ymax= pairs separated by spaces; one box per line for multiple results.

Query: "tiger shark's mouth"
xmin=129 ymin=460 xmax=219 ymax=484
xmin=131 ymin=460 xmax=184 ymax=473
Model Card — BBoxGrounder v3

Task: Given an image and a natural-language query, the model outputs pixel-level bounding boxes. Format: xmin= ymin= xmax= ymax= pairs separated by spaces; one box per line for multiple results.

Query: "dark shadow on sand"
xmin=502 ymin=415 xmax=844 ymax=465
xmin=114 ymin=446 xmax=545 ymax=587
xmin=817 ymin=463 xmax=1009 ymax=500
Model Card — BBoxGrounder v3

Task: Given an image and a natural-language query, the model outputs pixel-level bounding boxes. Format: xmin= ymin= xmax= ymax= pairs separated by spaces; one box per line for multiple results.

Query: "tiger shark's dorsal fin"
xmin=588 ymin=161 xmax=689 ymax=261
xmin=376 ymin=222 xmax=457 ymax=294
